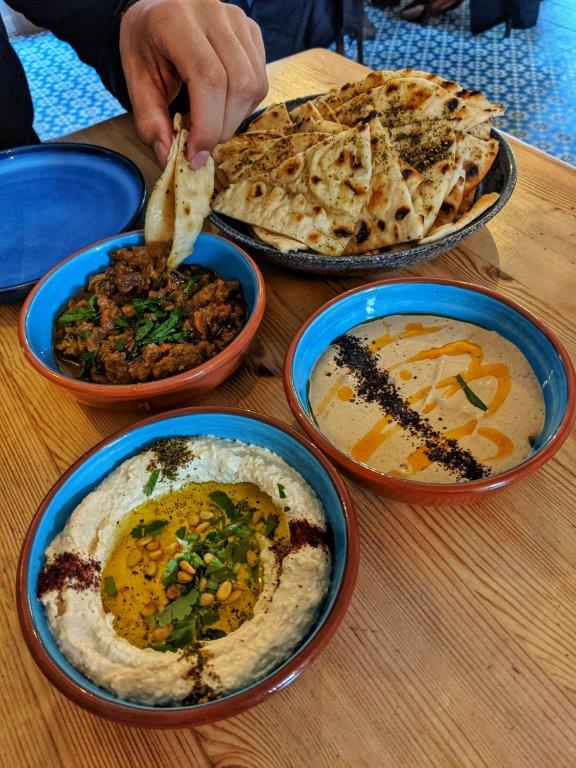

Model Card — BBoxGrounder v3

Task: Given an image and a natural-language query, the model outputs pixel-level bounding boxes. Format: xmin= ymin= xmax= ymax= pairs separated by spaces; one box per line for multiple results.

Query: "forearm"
xmin=7 ymin=0 xmax=132 ymax=109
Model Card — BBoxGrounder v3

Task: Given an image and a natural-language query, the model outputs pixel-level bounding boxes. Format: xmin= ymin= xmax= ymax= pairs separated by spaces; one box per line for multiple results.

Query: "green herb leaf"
xmin=199 ymin=604 xmax=220 ymax=628
xmin=153 ymin=589 xmax=199 ymax=627
xmin=79 ymin=329 xmax=91 ymax=340
xmin=58 ymin=307 xmax=98 ymax=325
xmin=103 ymin=576 xmax=118 ymax=597
xmin=265 ymin=515 xmax=279 ymax=539
xmin=135 ymin=317 xmax=154 ymax=342
xmin=277 ymin=483 xmax=286 ymax=499
xmin=114 ymin=340 xmax=125 ymax=352
xmin=87 ymin=294 xmax=98 ymax=311
xmin=175 ymin=526 xmax=187 ymax=540
xmin=206 ymin=555 xmax=226 ymax=574
xmin=115 ymin=316 xmax=129 ymax=329
xmin=143 ymin=468 xmax=161 ymax=497
xmin=161 ymin=558 xmax=180 ymax=586
xmin=146 ymin=308 xmax=184 ymax=345
xmin=184 ymin=274 xmax=202 ymax=293
xmin=80 ymin=350 xmax=97 ymax=377
xmin=455 ymin=374 xmax=488 ymax=412
xmin=130 ymin=517 xmax=168 ymax=539
xmin=189 ymin=552 xmax=204 ymax=568
xmin=209 ymin=491 xmax=238 ymax=520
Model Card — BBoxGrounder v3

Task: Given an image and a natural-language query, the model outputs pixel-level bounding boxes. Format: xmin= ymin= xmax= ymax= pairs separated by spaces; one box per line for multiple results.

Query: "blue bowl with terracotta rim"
xmin=283 ymin=278 xmax=576 ymax=506
xmin=16 ymin=407 xmax=358 ymax=727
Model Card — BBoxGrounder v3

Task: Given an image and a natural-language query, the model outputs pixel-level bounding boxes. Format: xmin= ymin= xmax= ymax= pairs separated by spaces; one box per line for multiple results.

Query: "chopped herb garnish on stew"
xmin=277 ymin=483 xmax=286 ymax=499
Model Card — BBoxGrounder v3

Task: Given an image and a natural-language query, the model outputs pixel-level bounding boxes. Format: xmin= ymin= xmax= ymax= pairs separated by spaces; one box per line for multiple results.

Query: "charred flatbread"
xmin=212 ymin=125 xmax=372 ymax=256
xmin=420 ymin=192 xmax=499 ymax=243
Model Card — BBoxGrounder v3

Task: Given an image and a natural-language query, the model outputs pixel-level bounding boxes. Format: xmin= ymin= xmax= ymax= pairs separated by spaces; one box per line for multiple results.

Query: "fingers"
xmin=128 ymin=67 xmax=175 ymax=165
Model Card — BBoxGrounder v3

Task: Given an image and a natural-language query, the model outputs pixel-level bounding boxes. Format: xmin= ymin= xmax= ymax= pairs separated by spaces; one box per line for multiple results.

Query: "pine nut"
xmin=145 ymin=540 xmax=160 ymax=552
xmin=150 ymin=625 xmax=173 ymax=642
xmin=136 ymin=535 xmax=152 ymax=548
xmin=127 ymin=550 xmax=143 ymax=567
xmin=145 ymin=562 xmax=157 ymax=577
xmin=199 ymin=592 xmax=214 ymax=607
xmin=252 ymin=510 xmax=262 ymax=525
xmin=203 ymin=553 xmax=215 ymax=564
xmin=227 ymin=589 xmax=242 ymax=604
xmin=177 ymin=571 xmax=193 ymax=583
xmin=188 ymin=513 xmax=200 ymax=526
xmin=198 ymin=577 xmax=208 ymax=592
xmin=141 ymin=602 xmax=157 ymax=618
xmin=196 ymin=522 xmax=210 ymax=534
xmin=200 ymin=510 xmax=213 ymax=520
xmin=216 ymin=580 xmax=232 ymax=602
xmin=165 ymin=542 xmax=181 ymax=554
xmin=246 ymin=550 xmax=258 ymax=568
xmin=179 ymin=560 xmax=195 ymax=574
xmin=166 ymin=585 xmax=181 ymax=600
xmin=148 ymin=549 xmax=164 ymax=561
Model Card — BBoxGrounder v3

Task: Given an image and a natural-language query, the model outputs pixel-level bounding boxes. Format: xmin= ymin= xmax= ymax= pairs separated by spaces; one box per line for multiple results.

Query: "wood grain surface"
xmin=2 ymin=49 xmax=576 ymax=768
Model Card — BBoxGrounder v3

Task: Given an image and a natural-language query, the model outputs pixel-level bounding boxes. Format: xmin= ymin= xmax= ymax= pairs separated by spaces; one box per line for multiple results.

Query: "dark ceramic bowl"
xmin=17 ymin=407 xmax=358 ymax=727
xmin=284 ymin=278 xmax=576 ymax=506
xmin=209 ymin=95 xmax=517 ymax=276
xmin=19 ymin=231 xmax=265 ymax=410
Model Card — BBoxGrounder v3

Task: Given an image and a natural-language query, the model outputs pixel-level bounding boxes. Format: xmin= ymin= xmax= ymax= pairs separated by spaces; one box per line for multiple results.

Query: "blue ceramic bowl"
xmin=17 ymin=408 xmax=357 ymax=727
xmin=284 ymin=278 xmax=576 ymax=505
xmin=19 ymin=231 xmax=266 ymax=409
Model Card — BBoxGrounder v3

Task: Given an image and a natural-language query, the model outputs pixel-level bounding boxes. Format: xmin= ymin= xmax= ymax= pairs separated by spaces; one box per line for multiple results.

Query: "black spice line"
xmin=332 ymin=334 xmax=487 ymax=482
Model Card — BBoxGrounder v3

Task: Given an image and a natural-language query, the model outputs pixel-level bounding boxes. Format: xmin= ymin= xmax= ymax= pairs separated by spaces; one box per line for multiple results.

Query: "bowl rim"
xmin=16 ymin=406 xmax=359 ymax=727
xmin=283 ymin=277 xmax=576 ymax=496
xmin=17 ymin=230 xmax=266 ymax=399
xmin=0 ymin=142 xmax=146 ymax=297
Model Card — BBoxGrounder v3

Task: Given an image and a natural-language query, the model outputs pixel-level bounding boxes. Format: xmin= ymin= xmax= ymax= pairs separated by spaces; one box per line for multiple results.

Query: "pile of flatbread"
xmin=145 ymin=114 xmax=214 ymax=267
xmin=211 ymin=68 xmax=505 ymax=257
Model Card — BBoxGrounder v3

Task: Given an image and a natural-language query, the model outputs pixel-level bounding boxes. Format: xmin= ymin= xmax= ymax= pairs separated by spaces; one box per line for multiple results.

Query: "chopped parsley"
xmin=143 ymin=468 xmax=161 ymax=497
xmin=265 ymin=515 xmax=279 ymax=539
xmin=103 ymin=576 xmax=118 ymax=597
xmin=148 ymin=588 xmax=199 ymax=627
xmin=277 ymin=483 xmax=286 ymax=499
xmin=209 ymin=490 xmax=238 ymax=520
xmin=130 ymin=517 xmax=168 ymax=539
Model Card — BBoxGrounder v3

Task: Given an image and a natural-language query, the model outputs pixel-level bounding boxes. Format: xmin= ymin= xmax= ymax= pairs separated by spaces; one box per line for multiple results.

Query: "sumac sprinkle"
xmin=38 ymin=552 xmax=101 ymax=598
xmin=289 ymin=519 xmax=328 ymax=551
xmin=332 ymin=334 xmax=487 ymax=482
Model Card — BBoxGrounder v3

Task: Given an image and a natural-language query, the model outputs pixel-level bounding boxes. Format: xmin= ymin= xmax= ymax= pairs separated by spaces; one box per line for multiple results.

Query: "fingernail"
xmin=190 ymin=150 xmax=210 ymax=170
xmin=153 ymin=140 xmax=169 ymax=166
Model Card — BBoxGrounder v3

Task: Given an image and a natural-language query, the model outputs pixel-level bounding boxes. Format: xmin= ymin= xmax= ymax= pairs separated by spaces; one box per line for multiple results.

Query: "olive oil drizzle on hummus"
xmin=101 ymin=481 xmax=289 ymax=651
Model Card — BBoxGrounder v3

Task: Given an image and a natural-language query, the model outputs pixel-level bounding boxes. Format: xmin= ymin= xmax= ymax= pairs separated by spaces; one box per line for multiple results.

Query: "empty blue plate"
xmin=0 ymin=143 xmax=146 ymax=302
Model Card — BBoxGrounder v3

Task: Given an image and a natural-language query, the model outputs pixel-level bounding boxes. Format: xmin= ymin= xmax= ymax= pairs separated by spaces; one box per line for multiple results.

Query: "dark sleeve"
xmin=7 ymin=0 xmax=132 ymax=110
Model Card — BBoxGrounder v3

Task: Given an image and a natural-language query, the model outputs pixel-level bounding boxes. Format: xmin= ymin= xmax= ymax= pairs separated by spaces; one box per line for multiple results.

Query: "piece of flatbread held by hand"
xmin=144 ymin=113 xmax=214 ymax=268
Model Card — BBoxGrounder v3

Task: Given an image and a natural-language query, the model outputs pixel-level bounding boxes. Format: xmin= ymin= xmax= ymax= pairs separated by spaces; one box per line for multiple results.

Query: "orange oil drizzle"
xmin=337 ymin=386 xmax=354 ymax=401
xmin=351 ymin=386 xmax=431 ymax=463
xmin=399 ymin=369 xmax=413 ymax=381
xmin=477 ymin=426 xmax=514 ymax=460
xmin=389 ymin=419 xmax=478 ymax=478
xmin=369 ymin=320 xmax=444 ymax=353
xmin=406 ymin=340 xmax=510 ymax=416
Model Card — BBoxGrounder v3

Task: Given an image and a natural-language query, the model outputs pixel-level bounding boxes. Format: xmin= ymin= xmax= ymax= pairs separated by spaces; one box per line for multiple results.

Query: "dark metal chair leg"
xmin=357 ymin=0 xmax=365 ymax=64
xmin=335 ymin=0 xmax=345 ymax=55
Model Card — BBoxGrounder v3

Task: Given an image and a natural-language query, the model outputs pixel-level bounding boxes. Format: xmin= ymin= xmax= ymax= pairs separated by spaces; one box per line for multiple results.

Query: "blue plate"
xmin=0 ymin=143 xmax=146 ymax=302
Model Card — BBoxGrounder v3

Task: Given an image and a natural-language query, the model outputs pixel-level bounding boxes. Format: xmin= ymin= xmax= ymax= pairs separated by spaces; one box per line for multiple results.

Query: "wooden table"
xmin=2 ymin=49 xmax=576 ymax=768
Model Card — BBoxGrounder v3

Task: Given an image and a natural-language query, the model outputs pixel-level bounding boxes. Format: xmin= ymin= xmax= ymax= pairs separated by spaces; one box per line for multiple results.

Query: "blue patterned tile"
xmin=338 ymin=3 xmax=576 ymax=166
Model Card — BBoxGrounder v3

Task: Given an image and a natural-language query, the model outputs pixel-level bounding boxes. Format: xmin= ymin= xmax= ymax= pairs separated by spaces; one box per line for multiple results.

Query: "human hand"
xmin=120 ymin=0 xmax=268 ymax=168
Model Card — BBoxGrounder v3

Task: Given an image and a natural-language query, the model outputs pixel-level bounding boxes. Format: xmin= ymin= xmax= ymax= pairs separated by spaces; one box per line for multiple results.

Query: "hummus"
xmin=38 ymin=437 xmax=331 ymax=705
xmin=309 ymin=314 xmax=544 ymax=483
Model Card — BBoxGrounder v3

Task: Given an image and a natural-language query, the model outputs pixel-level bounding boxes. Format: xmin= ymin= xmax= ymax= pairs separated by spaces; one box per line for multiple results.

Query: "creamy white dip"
xmin=40 ymin=437 xmax=331 ymax=705
xmin=309 ymin=314 xmax=544 ymax=483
